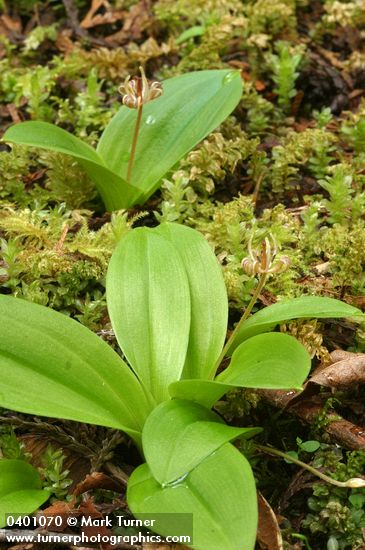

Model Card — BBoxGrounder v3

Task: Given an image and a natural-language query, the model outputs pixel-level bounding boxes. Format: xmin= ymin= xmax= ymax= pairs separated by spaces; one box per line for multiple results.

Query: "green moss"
xmin=0 ymin=206 xmax=131 ymax=325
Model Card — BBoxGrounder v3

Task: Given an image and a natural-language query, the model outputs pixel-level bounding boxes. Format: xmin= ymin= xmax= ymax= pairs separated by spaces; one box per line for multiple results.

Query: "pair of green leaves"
xmin=2 ymin=70 xmax=243 ymax=211
xmin=0 ymin=223 xmax=362 ymax=548
xmin=106 ymin=223 xmax=228 ymax=401
xmin=128 ymin=399 xmax=260 ymax=550
xmin=107 ymin=224 xmax=361 ymax=408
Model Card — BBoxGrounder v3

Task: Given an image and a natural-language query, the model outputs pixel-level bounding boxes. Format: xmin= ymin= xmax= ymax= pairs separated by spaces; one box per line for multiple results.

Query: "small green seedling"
xmin=0 ymin=223 xmax=362 ymax=548
xmin=2 ymin=69 xmax=243 ymax=211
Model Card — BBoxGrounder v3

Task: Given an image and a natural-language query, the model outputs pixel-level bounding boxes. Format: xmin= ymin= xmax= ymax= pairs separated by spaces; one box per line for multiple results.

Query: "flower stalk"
xmin=255 ymin=443 xmax=365 ymax=489
xmin=118 ymin=67 xmax=163 ymax=183
xmin=213 ymin=235 xmax=290 ymax=372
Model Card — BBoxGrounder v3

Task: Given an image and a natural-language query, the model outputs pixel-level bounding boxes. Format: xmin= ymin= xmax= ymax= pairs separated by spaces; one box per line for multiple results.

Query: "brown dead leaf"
xmin=310 ymin=351 xmax=365 ymax=389
xmin=0 ymin=14 xmax=22 ymax=35
xmin=20 ymin=434 xmax=91 ymax=491
xmin=73 ymin=471 xmax=124 ymax=496
xmin=104 ymin=0 xmax=152 ymax=45
xmin=40 ymin=500 xmax=76 ymax=532
xmin=80 ymin=0 xmax=125 ymax=29
xmin=228 ymin=60 xmax=250 ymax=71
xmin=6 ymin=104 xmax=22 ymax=124
xmin=56 ymin=29 xmax=75 ymax=54
xmin=344 ymin=295 xmax=365 ymax=309
xmin=79 ymin=498 xmax=114 ymax=550
xmin=241 ymin=71 xmax=251 ymax=82
xmin=257 ymin=492 xmax=283 ymax=550
xmin=255 ymin=80 xmax=266 ymax=92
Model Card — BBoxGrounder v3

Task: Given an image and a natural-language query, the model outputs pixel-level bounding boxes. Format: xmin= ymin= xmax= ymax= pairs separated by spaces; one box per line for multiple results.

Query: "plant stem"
xmin=255 ymin=443 xmax=365 ymax=488
xmin=212 ymin=273 xmax=267 ymax=375
xmin=252 ymin=169 xmax=267 ymax=207
xmin=127 ymin=102 xmax=143 ymax=182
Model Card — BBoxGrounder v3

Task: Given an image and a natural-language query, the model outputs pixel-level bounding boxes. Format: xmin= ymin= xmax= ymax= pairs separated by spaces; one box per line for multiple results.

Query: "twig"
xmin=62 ymin=0 xmax=84 ymax=33
xmin=104 ymin=461 xmax=129 ymax=486
xmin=257 ymin=389 xmax=365 ymax=451
xmin=62 ymin=0 xmax=109 ymax=46
xmin=54 ymin=224 xmax=69 ymax=253
xmin=252 ymin=169 xmax=267 ymax=207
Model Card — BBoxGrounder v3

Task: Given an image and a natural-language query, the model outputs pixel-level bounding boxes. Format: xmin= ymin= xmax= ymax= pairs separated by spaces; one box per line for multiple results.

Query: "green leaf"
xmin=79 ymin=162 xmax=140 ymax=211
xmin=0 ymin=460 xmax=50 ymax=528
xmin=2 ymin=121 xmax=140 ymax=211
xmin=106 ymin=227 xmax=191 ymax=402
xmin=175 ymin=25 xmax=206 ymax=44
xmin=3 ymin=71 xmax=242 ymax=211
xmin=155 ymin=223 xmax=228 ymax=379
xmin=169 ymin=379 xmax=231 ymax=408
xmin=218 ymin=332 xmax=311 ymax=390
xmin=3 ymin=121 xmax=103 ymax=164
xmin=128 ymin=443 xmax=257 ymax=550
xmin=227 ymin=296 xmax=363 ymax=355
xmin=297 ymin=440 xmax=320 ymax=453
xmin=143 ymin=400 xmax=258 ymax=485
xmin=97 ymin=70 xmax=243 ymax=203
xmin=0 ymin=295 xmax=152 ymax=443
xmin=170 ymin=333 xmax=311 ymax=403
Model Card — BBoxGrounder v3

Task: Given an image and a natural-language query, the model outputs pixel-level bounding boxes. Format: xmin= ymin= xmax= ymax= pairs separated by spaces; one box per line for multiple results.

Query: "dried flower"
xmin=118 ymin=66 xmax=163 ymax=109
xmin=241 ymin=235 xmax=290 ymax=276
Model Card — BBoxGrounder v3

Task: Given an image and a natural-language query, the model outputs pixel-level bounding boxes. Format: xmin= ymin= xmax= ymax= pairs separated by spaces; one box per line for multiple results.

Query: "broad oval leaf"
xmin=227 ymin=296 xmax=363 ymax=355
xmin=218 ymin=332 xmax=311 ymax=390
xmin=97 ymin=70 xmax=243 ymax=202
xmin=128 ymin=443 xmax=257 ymax=550
xmin=143 ymin=399 xmax=258 ymax=485
xmin=0 ymin=460 xmax=50 ymax=528
xmin=0 ymin=295 xmax=152 ymax=443
xmin=155 ymin=223 xmax=228 ymax=380
xmin=2 ymin=121 xmax=140 ymax=211
xmin=106 ymin=227 xmax=191 ymax=403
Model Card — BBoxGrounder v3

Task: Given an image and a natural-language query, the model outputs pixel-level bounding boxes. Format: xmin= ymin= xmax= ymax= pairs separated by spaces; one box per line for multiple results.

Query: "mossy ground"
xmin=0 ymin=1 xmax=365 ymax=548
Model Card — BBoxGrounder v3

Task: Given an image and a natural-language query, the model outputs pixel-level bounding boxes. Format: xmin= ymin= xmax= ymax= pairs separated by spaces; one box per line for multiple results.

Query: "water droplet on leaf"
xmin=223 ymin=72 xmax=237 ymax=85
xmin=145 ymin=115 xmax=156 ymax=125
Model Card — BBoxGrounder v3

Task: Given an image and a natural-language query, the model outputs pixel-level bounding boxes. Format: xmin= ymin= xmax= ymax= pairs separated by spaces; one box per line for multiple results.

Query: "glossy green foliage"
xmin=226 ymin=296 xmax=363 ymax=355
xmin=169 ymin=333 xmax=311 ymax=407
xmin=155 ymin=224 xmax=227 ymax=380
xmin=106 ymin=223 xmax=227 ymax=402
xmin=0 ymin=295 xmax=153 ymax=443
xmin=107 ymin=227 xmax=191 ymax=402
xmin=3 ymin=70 xmax=242 ymax=211
xmin=142 ymin=400 xmax=260 ymax=485
xmin=0 ymin=460 xmax=50 ymax=528
xmin=218 ymin=332 xmax=311 ymax=390
xmin=169 ymin=378 xmax=230 ymax=409
xmin=128 ymin=400 xmax=257 ymax=550
xmin=0 ymin=222 xmax=361 ymax=550
xmin=97 ymin=70 xmax=243 ymax=203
